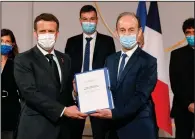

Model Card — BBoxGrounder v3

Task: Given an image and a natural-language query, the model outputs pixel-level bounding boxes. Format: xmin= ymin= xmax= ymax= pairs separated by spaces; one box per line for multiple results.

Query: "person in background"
xmin=169 ymin=17 xmax=194 ymax=139
xmin=1 ymin=28 xmax=21 ymax=139
xmin=65 ymin=5 xmax=116 ymax=139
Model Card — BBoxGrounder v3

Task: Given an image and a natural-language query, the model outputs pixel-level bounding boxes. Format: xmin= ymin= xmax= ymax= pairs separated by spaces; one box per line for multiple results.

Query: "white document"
xmin=75 ymin=68 xmax=114 ymax=113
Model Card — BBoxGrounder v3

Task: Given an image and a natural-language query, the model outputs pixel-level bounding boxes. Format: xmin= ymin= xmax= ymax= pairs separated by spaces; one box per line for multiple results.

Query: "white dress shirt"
xmin=118 ymin=45 xmax=138 ymax=77
xmin=81 ymin=31 xmax=97 ymax=72
xmin=37 ymin=45 xmax=65 ymax=117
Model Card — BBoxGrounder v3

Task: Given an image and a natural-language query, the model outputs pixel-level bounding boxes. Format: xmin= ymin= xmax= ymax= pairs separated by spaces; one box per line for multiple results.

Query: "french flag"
xmin=137 ymin=1 xmax=173 ymax=135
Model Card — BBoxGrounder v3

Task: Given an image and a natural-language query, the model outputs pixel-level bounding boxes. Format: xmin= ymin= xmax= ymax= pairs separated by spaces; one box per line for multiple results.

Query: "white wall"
xmin=1 ymin=1 xmax=194 ymax=138
xmin=2 ymin=2 xmax=33 ymax=52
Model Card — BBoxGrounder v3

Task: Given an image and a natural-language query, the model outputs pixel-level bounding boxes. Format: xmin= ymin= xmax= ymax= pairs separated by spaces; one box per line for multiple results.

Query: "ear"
xmin=11 ymin=42 xmax=15 ymax=47
xmin=138 ymin=27 xmax=142 ymax=37
xmin=96 ymin=17 xmax=98 ymax=24
xmin=113 ymin=30 xmax=119 ymax=39
xmin=33 ymin=31 xmax=38 ymax=40
xmin=79 ymin=18 xmax=82 ymax=26
xmin=137 ymin=28 xmax=144 ymax=46
xmin=55 ymin=31 xmax=59 ymax=40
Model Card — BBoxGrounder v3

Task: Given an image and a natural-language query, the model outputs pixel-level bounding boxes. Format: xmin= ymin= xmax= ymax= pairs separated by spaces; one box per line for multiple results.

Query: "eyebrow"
xmin=119 ymin=27 xmax=135 ymax=30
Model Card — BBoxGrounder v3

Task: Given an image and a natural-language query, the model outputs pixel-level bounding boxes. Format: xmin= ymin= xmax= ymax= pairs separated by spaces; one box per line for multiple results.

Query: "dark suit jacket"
xmin=105 ymin=47 xmax=157 ymax=139
xmin=1 ymin=59 xmax=21 ymax=131
xmin=14 ymin=46 xmax=74 ymax=139
xmin=169 ymin=45 xmax=194 ymax=117
xmin=65 ymin=32 xmax=116 ymax=76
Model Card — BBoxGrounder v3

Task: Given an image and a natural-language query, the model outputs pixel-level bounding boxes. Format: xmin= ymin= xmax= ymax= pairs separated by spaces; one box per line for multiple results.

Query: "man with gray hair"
xmin=90 ymin=12 xmax=158 ymax=139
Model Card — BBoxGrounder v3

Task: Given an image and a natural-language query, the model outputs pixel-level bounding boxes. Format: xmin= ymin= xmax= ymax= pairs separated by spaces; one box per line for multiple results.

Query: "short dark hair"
xmin=34 ymin=13 xmax=59 ymax=31
xmin=80 ymin=5 xmax=97 ymax=18
xmin=116 ymin=12 xmax=141 ymax=29
xmin=182 ymin=18 xmax=194 ymax=33
xmin=1 ymin=28 xmax=19 ymax=59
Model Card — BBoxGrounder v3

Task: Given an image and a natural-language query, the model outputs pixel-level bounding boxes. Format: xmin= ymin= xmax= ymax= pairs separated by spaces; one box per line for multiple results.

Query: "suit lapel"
xmin=92 ymin=32 xmax=101 ymax=69
xmin=78 ymin=34 xmax=84 ymax=71
xmin=55 ymin=50 xmax=65 ymax=92
xmin=33 ymin=46 xmax=59 ymax=87
xmin=116 ymin=47 xmax=141 ymax=89
xmin=112 ymin=52 xmax=121 ymax=89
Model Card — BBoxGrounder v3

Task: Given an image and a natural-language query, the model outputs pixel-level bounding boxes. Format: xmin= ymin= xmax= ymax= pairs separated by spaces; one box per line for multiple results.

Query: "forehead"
xmin=185 ymin=28 xmax=195 ymax=32
xmin=1 ymin=35 xmax=12 ymax=42
xmin=81 ymin=11 xmax=97 ymax=18
xmin=36 ymin=20 xmax=57 ymax=30
xmin=117 ymin=15 xmax=138 ymax=28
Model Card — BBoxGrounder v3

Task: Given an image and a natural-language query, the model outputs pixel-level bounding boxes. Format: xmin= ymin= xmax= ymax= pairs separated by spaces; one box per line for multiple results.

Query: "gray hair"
xmin=116 ymin=12 xmax=141 ymax=28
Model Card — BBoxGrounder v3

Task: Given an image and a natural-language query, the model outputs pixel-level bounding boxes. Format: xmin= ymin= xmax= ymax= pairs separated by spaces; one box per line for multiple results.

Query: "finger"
xmin=78 ymin=113 xmax=88 ymax=117
xmin=96 ymin=109 xmax=102 ymax=113
xmin=71 ymin=115 xmax=84 ymax=119
xmin=77 ymin=116 xmax=85 ymax=119
xmin=90 ymin=113 xmax=101 ymax=117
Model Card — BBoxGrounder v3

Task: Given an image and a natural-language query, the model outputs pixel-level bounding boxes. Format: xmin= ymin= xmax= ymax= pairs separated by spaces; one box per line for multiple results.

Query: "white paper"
xmin=75 ymin=69 xmax=111 ymax=113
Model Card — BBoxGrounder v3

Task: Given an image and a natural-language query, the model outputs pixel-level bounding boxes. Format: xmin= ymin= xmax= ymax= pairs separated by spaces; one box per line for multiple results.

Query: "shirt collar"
xmin=83 ymin=31 xmax=97 ymax=40
xmin=37 ymin=44 xmax=56 ymax=57
xmin=120 ymin=44 xmax=139 ymax=57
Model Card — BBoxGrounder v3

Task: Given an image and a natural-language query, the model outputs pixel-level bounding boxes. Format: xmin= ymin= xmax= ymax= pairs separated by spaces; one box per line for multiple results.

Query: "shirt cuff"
xmin=60 ymin=107 xmax=66 ymax=117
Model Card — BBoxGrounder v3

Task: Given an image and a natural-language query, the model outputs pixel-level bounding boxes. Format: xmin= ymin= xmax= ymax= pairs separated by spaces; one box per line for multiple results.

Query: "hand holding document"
xmin=63 ymin=105 xmax=88 ymax=119
xmin=90 ymin=109 xmax=112 ymax=119
xmin=75 ymin=68 xmax=114 ymax=114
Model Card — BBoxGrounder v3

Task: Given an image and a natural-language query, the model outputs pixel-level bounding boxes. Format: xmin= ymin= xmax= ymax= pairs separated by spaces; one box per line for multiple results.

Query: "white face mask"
xmin=38 ymin=33 xmax=56 ymax=51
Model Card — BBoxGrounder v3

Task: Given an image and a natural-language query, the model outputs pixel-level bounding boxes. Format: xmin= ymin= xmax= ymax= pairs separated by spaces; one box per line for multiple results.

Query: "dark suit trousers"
xmin=174 ymin=112 xmax=194 ymax=139
xmin=105 ymin=129 xmax=119 ymax=139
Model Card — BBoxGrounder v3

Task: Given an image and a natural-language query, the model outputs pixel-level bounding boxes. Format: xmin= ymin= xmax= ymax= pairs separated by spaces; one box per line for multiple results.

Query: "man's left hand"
xmin=90 ymin=109 xmax=112 ymax=119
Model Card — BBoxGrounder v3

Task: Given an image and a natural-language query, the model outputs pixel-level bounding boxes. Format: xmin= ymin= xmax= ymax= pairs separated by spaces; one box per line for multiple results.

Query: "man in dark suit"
xmin=169 ymin=18 xmax=194 ymax=139
xmin=65 ymin=5 xmax=116 ymax=139
xmin=90 ymin=12 xmax=157 ymax=139
xmin=14 ymin=13 xmax=87 ymax=139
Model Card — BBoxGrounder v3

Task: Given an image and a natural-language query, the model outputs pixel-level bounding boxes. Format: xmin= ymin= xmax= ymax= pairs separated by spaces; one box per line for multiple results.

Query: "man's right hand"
xmin=64 ymin=105 xmax=88 ymax=119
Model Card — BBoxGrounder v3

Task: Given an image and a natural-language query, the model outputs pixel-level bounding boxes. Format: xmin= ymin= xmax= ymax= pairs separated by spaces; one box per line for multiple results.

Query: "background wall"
xmin=1 ymin=1 xmax=194 ymax=138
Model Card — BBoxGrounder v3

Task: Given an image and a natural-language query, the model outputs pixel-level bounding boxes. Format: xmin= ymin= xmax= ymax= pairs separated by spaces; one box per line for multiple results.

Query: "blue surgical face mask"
xmin=119 ymin=34 xmax=137 ymax=49
xmin=186 ymin=35 xmax=195 ymax=46
xmin=82 ymin=22 xmax=96 ymax=34
xmin=1 ymin=43 xmax=13 ymax=55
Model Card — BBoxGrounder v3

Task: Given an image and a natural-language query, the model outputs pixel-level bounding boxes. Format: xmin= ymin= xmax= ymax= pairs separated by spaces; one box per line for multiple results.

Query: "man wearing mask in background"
xmin=14 ymin=13 xmax=87 ymax=139
xmin=169 ymin=18 xmax=194 ymax=139
xmin=65 ymin=5 xmax=116 ymax=139
xmin=90 ymin=12 xmax=158 ymax=139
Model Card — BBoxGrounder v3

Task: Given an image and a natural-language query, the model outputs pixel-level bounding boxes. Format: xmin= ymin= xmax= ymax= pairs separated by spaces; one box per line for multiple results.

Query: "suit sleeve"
xmin=112 ymin=58 xmax=157 ymax=119
xmin=14 ymin=55 xmax=65 ymax=122
xmin=105 ymin=37 xmax=116 ymax=56
xmin=169 ymin=52 xmax=192 ymax=109
xmin=108 ymin=38 xmax=116 ymax=55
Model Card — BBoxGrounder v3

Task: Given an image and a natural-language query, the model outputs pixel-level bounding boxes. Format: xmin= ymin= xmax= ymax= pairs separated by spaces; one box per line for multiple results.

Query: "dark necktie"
xmin=45 ymin=54 xmax=61 ymax=87
xmin=83 ymin=37 xmax=92 ymax=72
xmin=118 ymin=53 xmax=127 ymax=80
